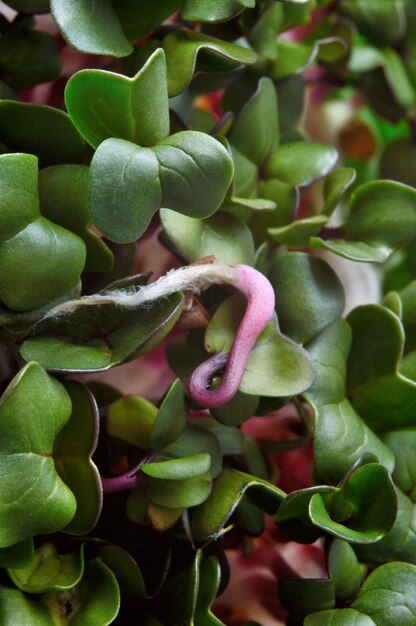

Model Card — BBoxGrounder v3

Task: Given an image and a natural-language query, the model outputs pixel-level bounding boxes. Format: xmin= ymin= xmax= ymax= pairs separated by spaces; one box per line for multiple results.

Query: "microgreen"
xmin=1 ymin=0 xmax=416 ymax=623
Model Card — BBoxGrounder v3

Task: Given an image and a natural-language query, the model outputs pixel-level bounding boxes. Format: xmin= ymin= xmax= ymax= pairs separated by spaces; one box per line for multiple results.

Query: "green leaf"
xmin=270 ymin=39 xmax=316 ymax=81
xmin=275 ymin=486 xmax=335 ymax=544
xmin=340 ymin=0 xmax=406 ymax=46
xmin=5 ymin=0 xmax=50 ymax=11
xmin=205 ymin=294 xmax=316 ymax=397
xmin=380 ymin=139 xmax=416 ymax=188
xmin=160 ymin=209 xmax=255 ymax=265
xmin=328 ymin=539 xmax=363 ymax=601
xmin=0 ymin=585 xmax=53 ymax=625
xmin=0 ymin=19 xmax=61 ymax=91
xmin=311 ymin=181 xmax=416 ymax=263
xmin=268 ymin=215 xmax=328 ymax=248
xmin=38 ymin=165 xmax=113 ymax=274
xmin=229 ymin=77 xmax=279 ymax=166
xmin=89 ymin=139 xmax=161 ymax=243
xmin=248 ymin=3 xmax=284 ymax=61
xmin=0 ymin=540 xmax=34 ymax=569
xmin=355 ymin=488 xmax=416 ymax=565
xmin=154 ymin=131 xmax=234 ymax=216
xmin=181 ymin=0 xmax=254 ymax=22
xmin=43 ymin=558 xmax=120 ymax=625
xmin=269 ymin=253 xmax=345 ymax=344
xmin=97 ymin=545 xmax=150 ymax=600
xmin=20 ymin=288 xmax=184 ymax=373
xmin=150 ymin=380 xmax=188 ymax=452
xmin=305 ymin=609 xmax=376 ymax=626
xmin=8 ymin=543 xmax=84 ymax=594
xmin=65 ymin=49 xmax=169 ymax=149
xmin=115 ymin=0 xmax=180 ymax=41
xmin=0 ymin=362 xmax=76 ymax=547
xmin=51 ymin=0 xmax=132 ymax=57
xmin=164 ymin=423 xmax=223 ymax=479
xmin=352 ymin=562 xmax=416 ymax=625
xmin=382 ymin=429 xmax=416 ymax=501
xmin=162 ymin=29 xmax=257 ymax=97
xmin=107 ymin=395 xmax=157 ymax=451
xmin=279 ymin=577 xmax=335 ymax=623
xmin=145 ymin=472 xmax=212 ymax=508
xmin=264 ymin=142 xmax=338 ymax=187
xmin=311 ymin=399 xmax=395 ymax=485
xmin=54 ymin=382 xmax=102 ymax=535
xmin=0 ymin=101 xmax=86 ymax=167
xmin=0 ymin=217 xmax=86 ymax=312
xmin=142 ymin=453 xmax=211 ymax=479
xmin=347 ymin=305 xmax=416 ymax=430
xmin=304 ymin=319 xmax=351 ymax=408
xmin=90 ymin=131 xmax=233 ymax=243
xmin=191 ymin=468 xmax=285 ymax=542
xmin=195 ymin=556 xmax=225 ymax=625
xmin=309 ymin=463 xmax=397 ymax=543
xmin=210 ymin=390 xmax=259 ymax=426
xmin=322 ymin=167 xmax=356 ymax=217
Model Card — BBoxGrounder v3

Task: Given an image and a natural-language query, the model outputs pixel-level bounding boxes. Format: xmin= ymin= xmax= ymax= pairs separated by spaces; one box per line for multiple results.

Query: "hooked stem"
xmin=101 ymin=452 xmax=156 ymax=494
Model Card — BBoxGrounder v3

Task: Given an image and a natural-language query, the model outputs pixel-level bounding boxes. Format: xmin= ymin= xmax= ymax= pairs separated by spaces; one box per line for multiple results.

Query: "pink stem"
xmin=188 ymin=265 xmax=275 ymax=407
xmin=101 ymin=452 xmax=156 ymax=494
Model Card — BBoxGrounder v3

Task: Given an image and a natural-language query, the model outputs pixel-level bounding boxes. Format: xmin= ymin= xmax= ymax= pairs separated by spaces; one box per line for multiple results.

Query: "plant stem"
xmin=101 ymin=452 xmax=156 ymax=494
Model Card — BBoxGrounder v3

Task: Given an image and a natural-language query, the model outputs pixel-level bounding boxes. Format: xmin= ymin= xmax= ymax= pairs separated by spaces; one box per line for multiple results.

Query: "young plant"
xmin=0 ymin=0 xmax=416 ymax=624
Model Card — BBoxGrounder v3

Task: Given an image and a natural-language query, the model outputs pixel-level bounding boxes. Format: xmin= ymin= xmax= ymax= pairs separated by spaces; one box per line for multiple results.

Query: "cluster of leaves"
xmin=0 ymin=0 xmax=416 ymax=624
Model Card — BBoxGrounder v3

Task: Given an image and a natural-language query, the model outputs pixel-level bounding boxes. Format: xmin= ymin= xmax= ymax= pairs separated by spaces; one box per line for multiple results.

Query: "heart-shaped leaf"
xmin=191 ymin=468 xmax=285 ymax=541
xmin=51 ymin=0 xmax=132 ymax=57
xmin=8 ymin=542 xmax=84 ymax=594
xmin=65 ymin=49 xmax=169 ymax=149
xmin=90 ymin=131 xmax=233 ymax=243
xmin=54 ymin=382 xmax=102 ymax=535
xmin=160 ymin=209 xmax=255 ymax=265
xmin=311 ymin=180 xmax=416 ymax=263
xmin=0 ymin=362 xmax=76 ymax=547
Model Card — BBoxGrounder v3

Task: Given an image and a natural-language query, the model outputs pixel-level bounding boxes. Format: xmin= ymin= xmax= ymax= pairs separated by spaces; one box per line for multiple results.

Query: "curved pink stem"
xmin=188 ymin=265 xmax=275 ymax=407
xmin=101 ymin=452 xmax=156 ymax=494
